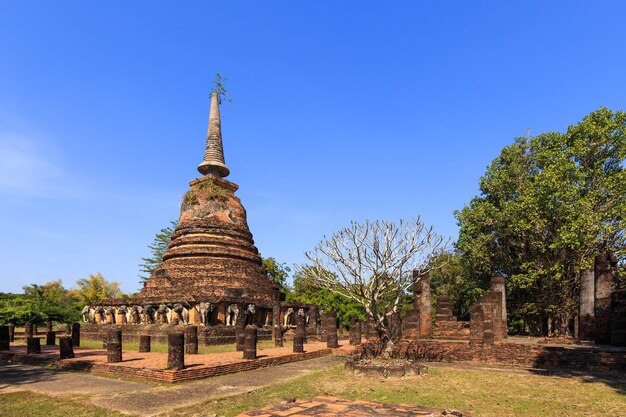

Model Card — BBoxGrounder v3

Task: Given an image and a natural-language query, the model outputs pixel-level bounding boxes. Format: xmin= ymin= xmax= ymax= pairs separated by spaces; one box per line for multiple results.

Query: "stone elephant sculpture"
xmin=142 ymin=305 xmax=156 ymax=324
xmin=171 ymin=303 xmax=188 ymax=324
xmin=129 ymin=306 xmax=142 ymax=324
xmin=94 ymin=306 xmax=105 ymax=323
xmin=283 ymin=308 xmax=294 ymax=327
xmin=105 ymin=306 xmax=117 ymax=324
xmin=156 ymin=304 xmax=169 ymax=324
xmin=196 ymin=302 xmax=214 ymax=325
xmin=81 ymin=306 xmax=95 ymax=323
xmin=117 ymin=305 xmax=128 ymax=324
xmin=226 ymin=304 xmax=239 ymax=326
xmin=244 ymin=304 xmax=257 ymax=326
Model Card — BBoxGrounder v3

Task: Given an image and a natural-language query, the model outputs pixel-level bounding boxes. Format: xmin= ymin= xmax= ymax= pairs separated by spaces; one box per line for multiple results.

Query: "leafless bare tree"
xmin=297 ymin=218 xmax=449 ymax=339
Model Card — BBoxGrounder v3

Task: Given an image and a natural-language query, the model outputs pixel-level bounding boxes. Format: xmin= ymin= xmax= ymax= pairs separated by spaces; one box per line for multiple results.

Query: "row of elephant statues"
xmin=81 ymin=303 xmax=319 ymax=328
xmin=81 ymin=303 xmax=255 ymax=326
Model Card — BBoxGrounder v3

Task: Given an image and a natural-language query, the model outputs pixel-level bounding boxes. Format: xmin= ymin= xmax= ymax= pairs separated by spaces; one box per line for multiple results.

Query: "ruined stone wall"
xmin=355 ymin=340 xmax=626 ymax=373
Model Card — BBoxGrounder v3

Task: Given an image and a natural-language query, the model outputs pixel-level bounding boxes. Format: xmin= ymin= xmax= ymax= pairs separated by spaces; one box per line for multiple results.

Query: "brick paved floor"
xmin=6 ymin=341 xmax=336 ymax=370
xmin=236 ymin=396 xmax=470 ymax=417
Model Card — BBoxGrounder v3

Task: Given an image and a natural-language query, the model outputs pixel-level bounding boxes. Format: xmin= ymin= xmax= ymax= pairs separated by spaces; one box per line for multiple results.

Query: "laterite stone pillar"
xmin=46 ymin=331 xmax=56 ymax=346
xmin=595 ymin=253 xmax=617 ymax=345
xmin=167 ymin=333 xmax=185 ymax=370
xmin=325 ymin=311 xmax=339 ymax=348
xmin=293 ymin=335 xmax=304 ymax=353
xmin=71 ymin=323 xmax=80 ymax=347
xmin=64 ymin=324 xmax=71 ymax=335
xmin=185 ymin=326 xmax=199 ymax=354
xmin=8 ymin=323 xmax=15 ymax=342
xmin=0 ymin=326 xmax=9 ymax=351
xmin=349 ymin=316 xmax=361 ymax=345
xmin=365 ymin=318 xmax=377 ymax=340
xmin=243 ymin=325 xmax=257 ymax=360
xmin=295 ymin=312 xmax=307 ymax=343
xmin=578 ymin=268 xmax=595 ymax=341
xmin=272 ymin=302 xmax=283 ymax=347
xmin=235 ymin=306 xmax=245 ymax=351
xmin=106 ymin=330 xmax=122 ymax=363
xmin=24 ymin=321 xmax=34 ymax=339
xmin=139 ymin=335 xmax=151 ymax=352
xmin=59 ymin=336 xmax=74 ymax=359
xmin=46 ymin=321 xmax=53 ymax=332
xmin=26 ymin=337 xmax=41 ymax=354
xmin=491 ymin=276 xmax=508 ymax=339
xmin=415 ymin=270 xmax=433 ymax=338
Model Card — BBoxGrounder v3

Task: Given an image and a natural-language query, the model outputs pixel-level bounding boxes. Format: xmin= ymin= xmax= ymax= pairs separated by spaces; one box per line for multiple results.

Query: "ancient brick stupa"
xmin=139 ymin=92 xmax=280 ymax=313
xmin=83 ymin=93 xmax=280 ymax=329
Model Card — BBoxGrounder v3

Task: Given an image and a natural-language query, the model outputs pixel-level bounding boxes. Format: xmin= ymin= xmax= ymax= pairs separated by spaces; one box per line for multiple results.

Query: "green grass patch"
xmin=0 ymin=391 xmax=126 ymax=417
xmin=165 ymin=365 xmax=626 ymax=417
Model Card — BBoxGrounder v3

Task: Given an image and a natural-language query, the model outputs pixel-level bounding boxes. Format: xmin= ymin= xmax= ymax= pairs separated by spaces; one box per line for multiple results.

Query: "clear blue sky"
xmin=1 ymin=1 xmax=625 ymax=294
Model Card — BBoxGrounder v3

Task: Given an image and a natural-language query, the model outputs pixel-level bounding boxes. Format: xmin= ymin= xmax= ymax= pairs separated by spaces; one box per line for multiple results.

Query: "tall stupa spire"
xmin=198 ymin=92 xmax=230 ymax=177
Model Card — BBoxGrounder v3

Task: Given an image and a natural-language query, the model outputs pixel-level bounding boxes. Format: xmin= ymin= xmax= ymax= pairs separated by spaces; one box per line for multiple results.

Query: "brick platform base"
xmin=236 ymin=396 xmax=471 ymax=417
xmin=0 ymin=342 xmax=337 ymax=383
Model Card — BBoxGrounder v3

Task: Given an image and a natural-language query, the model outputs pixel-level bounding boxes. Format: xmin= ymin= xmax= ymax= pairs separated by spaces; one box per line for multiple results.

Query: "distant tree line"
xmin=0 ymin=273 xmax=124 ymax=326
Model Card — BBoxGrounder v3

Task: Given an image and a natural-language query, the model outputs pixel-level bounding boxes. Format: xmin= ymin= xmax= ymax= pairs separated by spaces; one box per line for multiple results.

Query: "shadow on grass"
xmin=529 ymin=346 xmax=626 ymax=395
xmin=0 ymin=361 xmax=60 ymax=389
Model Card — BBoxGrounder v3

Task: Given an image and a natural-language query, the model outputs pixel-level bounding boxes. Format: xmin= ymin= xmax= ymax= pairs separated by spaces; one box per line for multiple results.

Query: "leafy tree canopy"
xmin=139 ymin=220 xmax=176 ymax=283
xmin=261 ymin=256 xmax=291 ymax=295
xmin=73 ymin=273 xmax=124 ymax=305
xmin=455 ymin=107 xmax=626 ymax=335
xmin=288 ymin=265 xmax=366 ymax=328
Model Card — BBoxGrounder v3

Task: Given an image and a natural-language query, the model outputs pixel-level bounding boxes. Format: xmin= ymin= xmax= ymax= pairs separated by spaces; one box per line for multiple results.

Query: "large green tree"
xmin=73 ymin=273 xmax=124 ymax=305
xmin=138 ymin=221 xmax=176 ymax=283
xmin=288 ymin=265 xmax=365 ymax=328
xmin=261 ymin=256 xmax=291 ymax=295
xmin=456 ymin=108 xmax=626 ymax=335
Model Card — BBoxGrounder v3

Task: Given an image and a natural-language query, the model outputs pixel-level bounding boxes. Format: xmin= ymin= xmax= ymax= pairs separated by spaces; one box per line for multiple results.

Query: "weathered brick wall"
xmin=433 ymin=321 xmax=470 ymax=340
xmin=385 ymin=340 xmax=626 ymax=372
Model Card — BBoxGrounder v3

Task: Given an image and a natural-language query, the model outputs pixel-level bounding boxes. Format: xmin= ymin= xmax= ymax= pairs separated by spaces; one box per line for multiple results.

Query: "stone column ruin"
xmin=578 ymin=268 xmax=595 ymax=341
xmin=7 ymin=323 xmax=14 ymax=342
xmin=24 ymin=321 xmax=34 ymax=339
xmin=414 ymin=270 xmax=433 ymax=338
xmin=139 ymin=335 xmax=151 ymax=352
xmin=325 ymin=311 xmax=339 ymax=348
xmin=595 ymin=253 xmax=617 ymax=345
xmin=167 ymin=333 xmax=185 ymax=370
xmin=365 ymin=317 xmax=377 ymax=340
xmin=46 ymin=331 xmax=56 ymax=346
xmin=59 ymin=336 xmax=74 ymax=359
xmin=490 ymin=276 xmax=508 ymax=339
xmin=272 ymin=302 xmax=283 ymax=347
xmin=106 ymin=330 xmax=122 ymax=363
xmin=349 ymin=316 xmax=361 ymax=345
xmin=243 ymin=325 xmax=257 ymax=360
xmin=26 ymin=337 xmax=41 ymax=354
xmin=0 ymin=326 xmax=9 ymax=351
xmin=185 ymin=326 xmax=199 ymax=354
xmin=71 ymin=323 xmax=81 ymax=347
xmin=235 ymin=305 xmax=246 ymax=351
xmin=610 ymin=290 xmax=626 ymax=346
xmin=295 ymin=311 xmax=306 ymax=344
